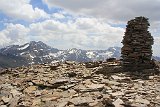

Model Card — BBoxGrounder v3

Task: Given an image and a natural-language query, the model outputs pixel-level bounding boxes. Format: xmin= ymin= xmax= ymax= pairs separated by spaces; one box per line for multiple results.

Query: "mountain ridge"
xmin=0 ymin=41 xmax=159 ymax=68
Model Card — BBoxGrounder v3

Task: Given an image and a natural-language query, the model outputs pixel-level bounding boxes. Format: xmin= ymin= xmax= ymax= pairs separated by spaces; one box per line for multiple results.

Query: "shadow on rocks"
xmin=94 ymin=61 xmax=160 ymax=80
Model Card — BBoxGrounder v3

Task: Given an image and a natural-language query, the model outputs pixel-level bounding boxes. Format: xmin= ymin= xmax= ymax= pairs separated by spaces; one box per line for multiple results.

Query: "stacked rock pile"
xmin=121 ymin=16 xmax=154 ymax=71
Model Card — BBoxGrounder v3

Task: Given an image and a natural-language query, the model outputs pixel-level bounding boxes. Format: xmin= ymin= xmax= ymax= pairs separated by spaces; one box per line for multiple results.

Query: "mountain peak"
xmin=29 ymin=41 xmax=48 ymax=47
xmin=30 ymin=41 xmax=44 ymax=44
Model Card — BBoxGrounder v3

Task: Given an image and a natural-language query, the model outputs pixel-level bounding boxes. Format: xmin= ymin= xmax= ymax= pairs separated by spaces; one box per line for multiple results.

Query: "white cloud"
xmin=0 ymin=32 xmax=11 ymax=47
xmin=0 ymin=0 xmax=159 ymax=57
xmin=1 ymin=16 xmax=160 ymax=56
xmin=0 ymin=0 xmax=49 ymax=21
xmin=0 ymin=17 xmax=124 ymax=50
xmin=0 ymin=15 xmax=159 ymax=56
xmin=30 ymin=17 xmax=124 ymax=49
xmin=43 ymin=0 xmax=160 ymax=22
xmin=0 ymin=23 xmax=29 ymax=46
xmin=52 ymin=13 xmax=65 ymax=19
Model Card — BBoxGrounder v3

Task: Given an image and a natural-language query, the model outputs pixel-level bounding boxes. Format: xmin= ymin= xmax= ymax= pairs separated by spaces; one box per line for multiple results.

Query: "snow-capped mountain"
xmin=1 ymin=41 xmax=159 ymax=68
xmin=0 ymin=41 xmax=59 ymax=66
xmin=86 ymin=47 xmax=121 ymax=61
xmin=48 ymin=48 xmax=92 ymax=62
xmin=0 ymin=41 xmax=123 ymax=68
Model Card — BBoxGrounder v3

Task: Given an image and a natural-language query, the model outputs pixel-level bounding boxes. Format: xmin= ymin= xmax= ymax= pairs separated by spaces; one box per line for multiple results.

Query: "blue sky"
xmin=0 ymin=0 xmax=160 ymax=56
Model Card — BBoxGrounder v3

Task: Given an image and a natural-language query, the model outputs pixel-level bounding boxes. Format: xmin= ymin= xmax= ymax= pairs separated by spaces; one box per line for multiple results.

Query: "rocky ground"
xmin=0 ymin=61 xmax=160 ymax=107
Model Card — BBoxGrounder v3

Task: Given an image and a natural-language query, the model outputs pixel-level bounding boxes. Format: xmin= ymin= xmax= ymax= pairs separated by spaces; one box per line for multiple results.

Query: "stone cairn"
xmin=121 ymin=16 xmax=154 ymax=71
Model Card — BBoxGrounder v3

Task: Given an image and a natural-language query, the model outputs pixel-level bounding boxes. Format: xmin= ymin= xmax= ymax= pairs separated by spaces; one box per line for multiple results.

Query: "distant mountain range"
xmin=0 ymin=41 xmax=159 ymax=68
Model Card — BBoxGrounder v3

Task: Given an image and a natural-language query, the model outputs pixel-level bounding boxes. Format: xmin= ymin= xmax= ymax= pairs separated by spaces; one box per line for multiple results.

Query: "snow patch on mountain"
xmin=18 ymin=43 xmax=29 ymax=50
xmin=86 ymin=51 xmax=97 ymax=59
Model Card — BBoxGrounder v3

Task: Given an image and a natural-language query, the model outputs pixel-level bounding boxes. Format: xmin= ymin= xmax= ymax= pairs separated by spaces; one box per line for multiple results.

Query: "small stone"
xmin=32 ymin=99 xmax=41 ymax=106
xmin=156 ymin=95 xmax=160 ymax=100
xmin=18 ymin=101 xmax=32 ymax=106
xmin=28 ymin=82 xmax=33 ymax=86
xmin=131 ymin=103 xmax=148 ymax=107
xmin=41 ymin=96 xmax=60 ymax=102
xmin=111 ymin=91 xmax=124 ymax=97
xmin=149 ymin=76 xmax=154 ymax=79
xmin=76 ymin=84 xmax=105 ymax=92
xmin=83 ymin=79 xmax=93 ymax=85
xmin=111 ymin=75 xmax=124 ymax=80
xmin=135 ymin=97 xmax=150 ymax=105
xmin=50 ymin=78 xmax=69 ymax=84
xmin=0 ymin=105 xmax=7 ymax=107
xmin=69 ymin=97 xmax=93 ymax=106
xmin=8 ymin=97 xmax=19 ymax=107
xmin=58 ymin=101 xmax=68 ymax=107
xmin=10 ymin=89 xmax=22 ymax=97
xmin=24 ymin=86 xmax=37 ymax=93
xmin=128 ymin=99 xmax=134 ymax=102
xmin=2 ymin=96 xmax=11 ymax=103
xmin=103 ymin=94 xmax=110 ymax=99
xmin=89 ymin=101 xmax=103 ymax=107
xmin=65 ymin=61 xmax=75 ymax=65
xmin=108 ymin=81 xmax=120 ymax=86
xmin=106 ymin=89 xmax=113 ymax=93
xmin=41 ymin=94 xmax=61 ymax=102
xmin=86 ymin=84 xmax=105 ymax=90
xmin=72 ymin=93 xmax=79 ymax=97
xmin=58 ymin=84 xmax=76 ymax=90
xmin=138 ymin=80 xmax=145 ymax=84
xmin=113 ymin=98 xmax=124 ymax=107
xmin=138 ymin=91 xmax=147 ymax=95
xmin=34 ymin=90 xmax=42 ymax=96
